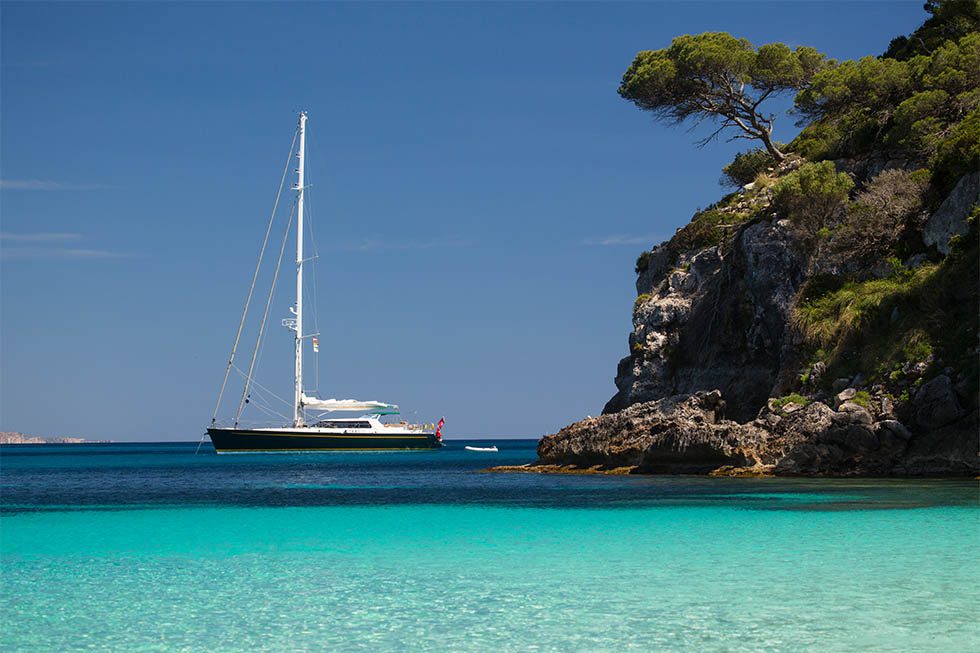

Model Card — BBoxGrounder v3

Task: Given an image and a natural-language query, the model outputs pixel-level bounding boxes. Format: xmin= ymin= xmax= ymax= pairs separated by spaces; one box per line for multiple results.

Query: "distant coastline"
xmin=0 ymin=431 xmax=111 ymax=445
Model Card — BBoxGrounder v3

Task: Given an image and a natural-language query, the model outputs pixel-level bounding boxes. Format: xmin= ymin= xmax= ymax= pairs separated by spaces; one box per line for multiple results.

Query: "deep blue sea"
xmin=1 ymin=440 xmax=978 ymax=652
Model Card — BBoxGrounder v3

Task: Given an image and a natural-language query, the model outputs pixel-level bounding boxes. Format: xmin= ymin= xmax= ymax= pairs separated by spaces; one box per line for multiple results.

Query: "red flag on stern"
xmin=436 ymin=417 xmax=445 ymax=440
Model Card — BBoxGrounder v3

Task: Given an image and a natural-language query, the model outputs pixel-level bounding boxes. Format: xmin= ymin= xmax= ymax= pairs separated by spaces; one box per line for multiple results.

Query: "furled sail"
xmin=301 ymin=394 xmax=399 ymax=414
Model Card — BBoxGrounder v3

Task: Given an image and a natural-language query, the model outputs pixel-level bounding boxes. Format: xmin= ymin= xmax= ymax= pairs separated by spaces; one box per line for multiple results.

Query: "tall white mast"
xmin=293 ymin=111 xmax=308 ymax=427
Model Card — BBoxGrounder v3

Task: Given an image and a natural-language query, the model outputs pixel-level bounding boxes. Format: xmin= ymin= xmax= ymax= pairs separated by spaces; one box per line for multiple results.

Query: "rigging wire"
xmin=246 ymin=195 xmax=293 ymax=411
xmin=235 ymin=376 xmax=291 ymax=423
xmin=232 ymin=378 xmax=288 ymax=423
xmin=308 ymin=125 xmax=333 ymax=396
xmin=249 ymin=400 xmax=289 ymax=423
xmin=234 ymin=199 xmax=296 ymax=425
xmin=249 ymin=386 xmax=286 ymax=413
xmin=230 ymin=363 xmax=292 ymax=425
xmin=209 ymin=127 xmax=298 ymax=425
xmin=230 ymin=191 xmax=292 ymax=428
xmin=307 ymin=175 xmax=321 ymax=395
xmin=231 ymin=364 xmax=292 ymax=408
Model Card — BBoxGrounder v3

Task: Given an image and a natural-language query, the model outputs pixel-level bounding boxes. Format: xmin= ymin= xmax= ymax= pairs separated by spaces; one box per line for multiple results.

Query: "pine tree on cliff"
xmin=618 ymin=32 xmax=828 ymax=162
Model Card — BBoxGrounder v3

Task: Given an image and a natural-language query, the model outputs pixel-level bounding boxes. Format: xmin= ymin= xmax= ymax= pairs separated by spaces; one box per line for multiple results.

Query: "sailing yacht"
xmin=206 ymin=112 xmax=442 ymax=453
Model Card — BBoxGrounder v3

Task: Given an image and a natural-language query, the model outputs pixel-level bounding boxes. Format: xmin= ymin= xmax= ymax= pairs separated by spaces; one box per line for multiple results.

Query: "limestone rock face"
xmin=634 ymin=245 xmax=672 ymax=296
xmin=539 ymin=391 xmax=749 ymax=474
xmin=912 ymin=374 xmax=966 ymax=430
xmin=901 ymin=409 xmax=979 ymax=476
xmin=605 ymin=219 xmax=804 ymax=420
xmin=923 ymin=172 xmax=979 ymax=255
xmin=575 ymin=158 xmax=978 ymax=477
xmin=537 ymin=392 xmax=978 ymax=476
xmin=765 ymin=401 xmax=894 ymax=475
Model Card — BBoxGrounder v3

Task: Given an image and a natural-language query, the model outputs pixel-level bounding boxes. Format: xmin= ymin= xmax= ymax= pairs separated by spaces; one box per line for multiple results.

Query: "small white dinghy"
xmin=465 ymin=445 xmax=498 ymax=452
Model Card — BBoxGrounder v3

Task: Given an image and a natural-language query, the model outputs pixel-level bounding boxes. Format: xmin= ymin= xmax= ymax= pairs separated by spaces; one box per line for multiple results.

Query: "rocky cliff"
xmin=530 ymin=7 xmax=979 ymax=477
xmin=604 ymin=206 xmax=805 ymax=422
xmin=533 ymin=166 xmax=977 ymax=476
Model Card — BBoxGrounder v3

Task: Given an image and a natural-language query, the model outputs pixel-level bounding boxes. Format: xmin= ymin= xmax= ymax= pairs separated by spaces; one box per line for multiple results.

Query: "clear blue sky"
xmin=1 ymin=1 xmax=926 ymax=440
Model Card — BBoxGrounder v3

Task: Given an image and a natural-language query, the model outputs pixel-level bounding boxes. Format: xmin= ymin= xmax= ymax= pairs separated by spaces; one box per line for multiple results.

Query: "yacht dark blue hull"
xmin=207 ymin=428 xmax=440 ymax=453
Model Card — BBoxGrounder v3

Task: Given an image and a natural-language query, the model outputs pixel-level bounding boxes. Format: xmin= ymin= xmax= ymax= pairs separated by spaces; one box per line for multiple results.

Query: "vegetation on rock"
xmin=771 ymin=393 xmax=811 ymax=414
xmin=635 ymin=250 xmax=654 ymax=273
xmin=829 ymin=169 xmax=930 ymax=264
xmin=790 ymin=1 xmax=979 ymax=182
xmin=625 ymin=2 xmax=978 ymax=410
xmin=618 ymin=32 xmax=828 ymax=161
xmin=581 ymin=1 xmax=980 ymax=476
xmin=669 ymin=207 xmax=751 ymax=253
xmin=796 ymin=220 xmax=978 ymax=401
xmin=771 ymin=161 xmax=854 ymax=235
xmin=849 ymin=390 xmax=872 ymax=410
xmin=884 ymin=0 xmax=980 ymax=60
xmin=721 ymin=146 xmax=783 ymax=187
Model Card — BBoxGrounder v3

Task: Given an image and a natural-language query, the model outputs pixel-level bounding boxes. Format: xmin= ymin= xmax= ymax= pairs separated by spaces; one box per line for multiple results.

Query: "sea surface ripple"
xmin=2 ymin=441 xmax=977 ymax=652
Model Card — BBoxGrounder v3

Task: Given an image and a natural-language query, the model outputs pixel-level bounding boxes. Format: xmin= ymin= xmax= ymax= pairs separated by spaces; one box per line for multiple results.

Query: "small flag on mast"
xmin=312 ymin=336 xmax=319 ymax=353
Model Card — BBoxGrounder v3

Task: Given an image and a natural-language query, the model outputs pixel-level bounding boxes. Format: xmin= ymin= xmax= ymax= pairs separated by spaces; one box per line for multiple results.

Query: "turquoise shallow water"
xmin=1 ymin=441 xmax=978 ymax=652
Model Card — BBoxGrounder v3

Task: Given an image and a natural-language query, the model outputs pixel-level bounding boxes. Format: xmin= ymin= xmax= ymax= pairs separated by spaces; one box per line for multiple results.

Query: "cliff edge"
xmin=534 ymin=4 xmax=979 ymax=476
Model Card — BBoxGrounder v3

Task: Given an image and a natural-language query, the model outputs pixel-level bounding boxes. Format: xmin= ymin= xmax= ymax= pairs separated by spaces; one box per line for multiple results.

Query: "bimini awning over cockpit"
xmin=300 ymin=394 xmax=399 ymax=414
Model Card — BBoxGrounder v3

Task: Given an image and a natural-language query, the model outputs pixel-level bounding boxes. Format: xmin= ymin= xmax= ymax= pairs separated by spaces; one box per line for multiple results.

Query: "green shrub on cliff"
xmin=788 ymin=120 xmax=844 ymax=161
xmin=830 ymin=169 xmax=929 ymax=262
xmin=772 ymin=393 xmax=811 ymax=413
xmin=885 ymin=0 xmax=980 ymax=60
xmin=794 ymin=264 xmax=937 ymax=349
xmin=932 ymin=107 xmax=980 ymax=196
xmin=794 ymin=220 xmax=978 ymax=393
xmin=669 ymin=207 xmax=753 ymax=253
xmin=887 ymin=89 xmax=951 ymax=154
xmin=771 ymin=162 xmax=853 ymax=234
xmin=635 ymin=250 xmax=655 ymax=274
xmin=791 ymin=8 xmax=980 ymax=165
xmin=849 ymin=390 xmax=872 ymax=409
xmin=721 ymin=147 xmax=782 ymax=187
xmin=795 ymin=56 xmax=913 ymax=129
